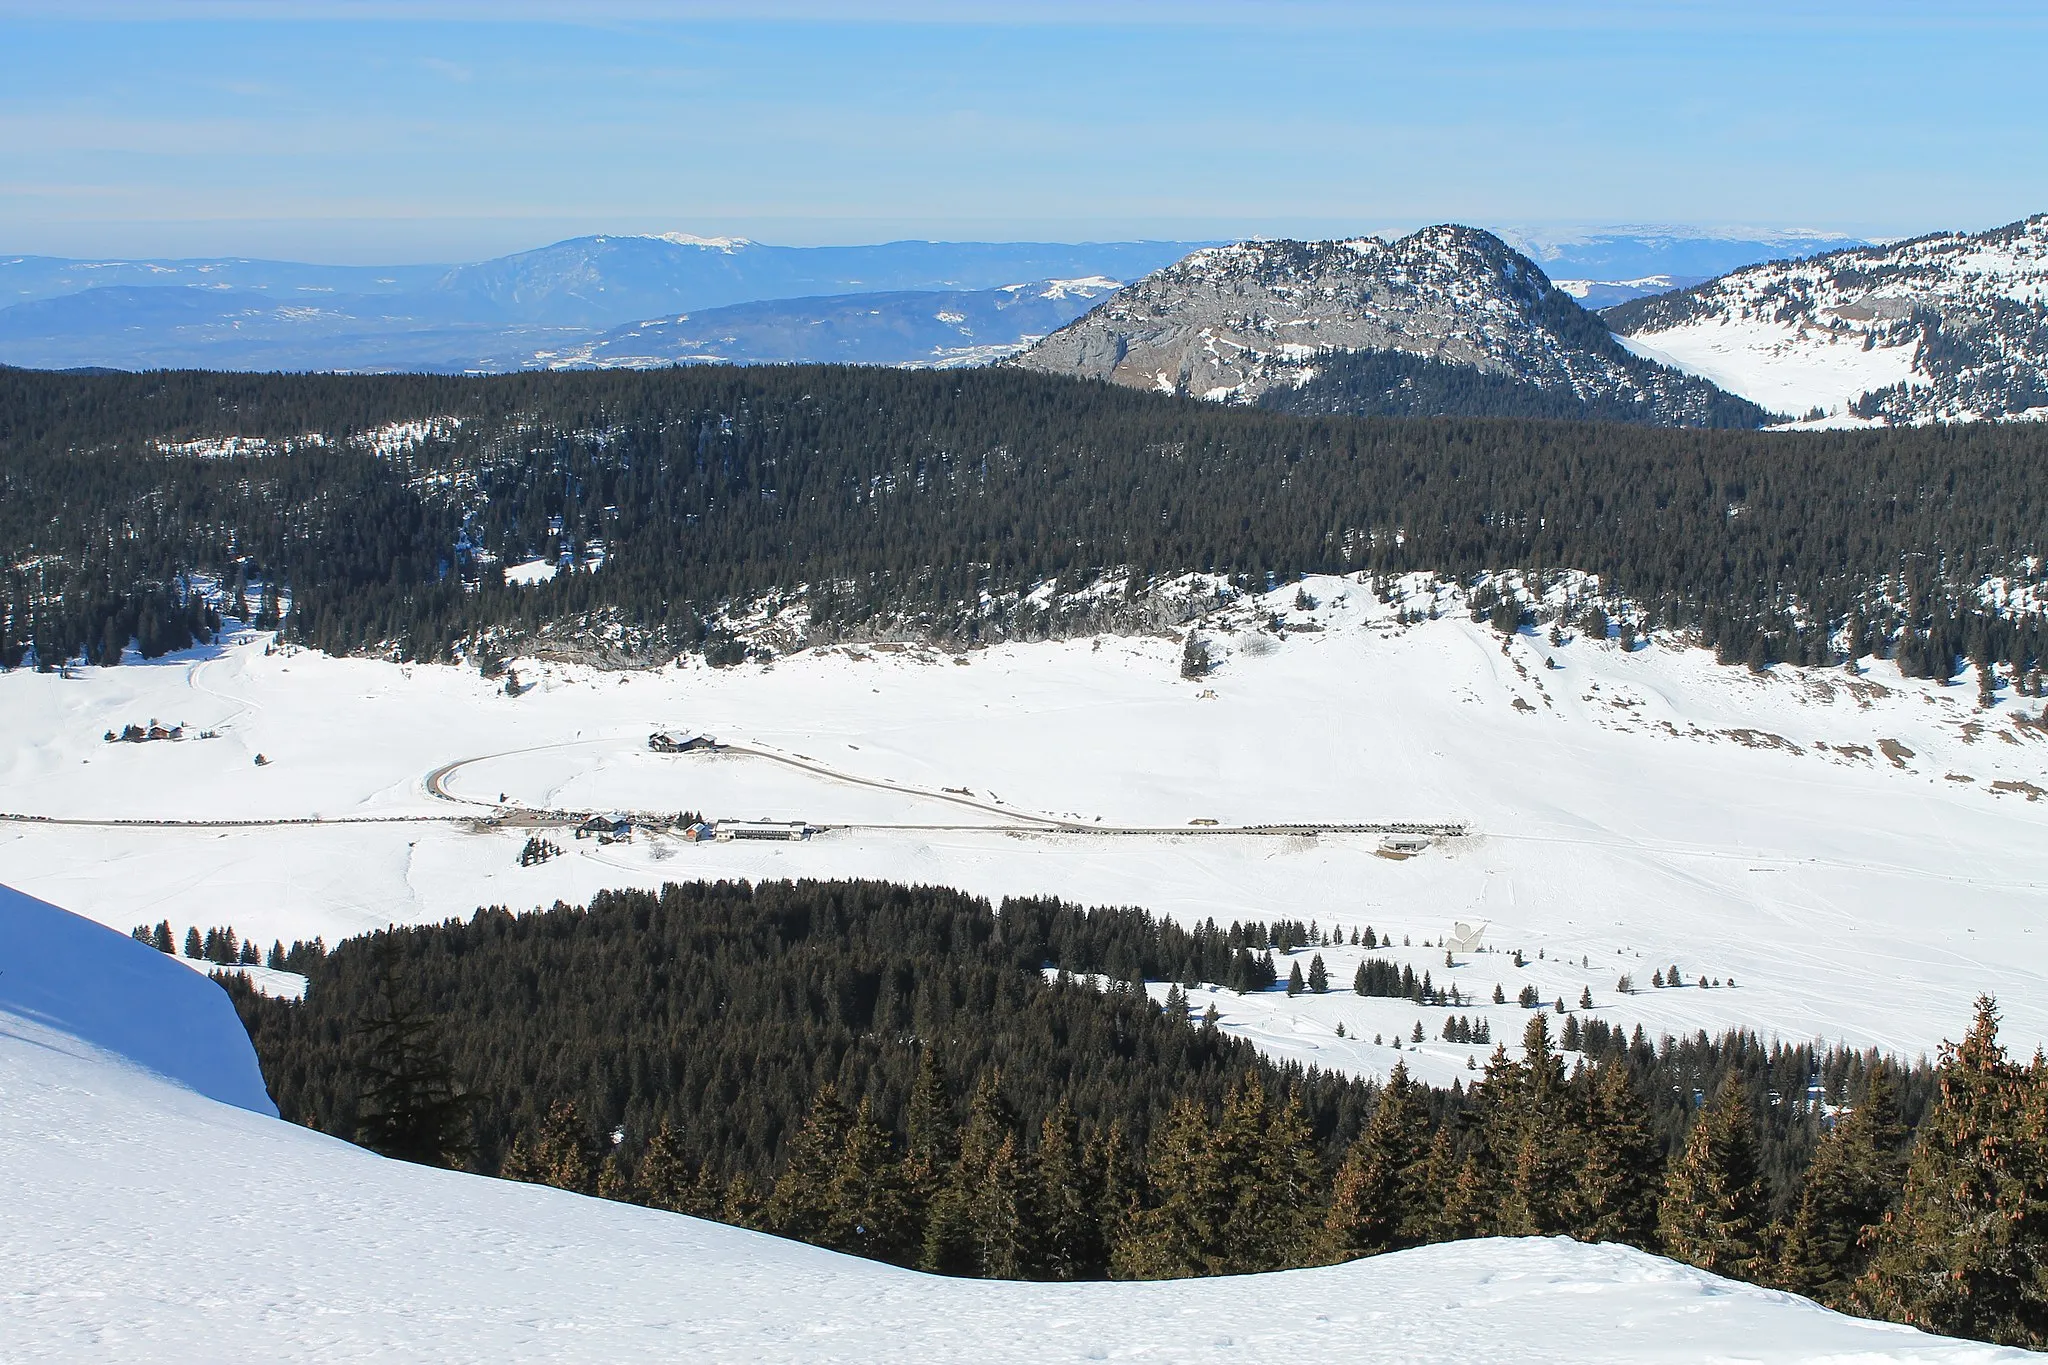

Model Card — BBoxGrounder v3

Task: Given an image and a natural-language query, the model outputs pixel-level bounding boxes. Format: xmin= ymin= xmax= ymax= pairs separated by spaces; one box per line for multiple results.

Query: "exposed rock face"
xmin=1012 ymin=226 xmax=1764 ymax=426
xmin=1605 ymin=214 xmax=2048 ymax=425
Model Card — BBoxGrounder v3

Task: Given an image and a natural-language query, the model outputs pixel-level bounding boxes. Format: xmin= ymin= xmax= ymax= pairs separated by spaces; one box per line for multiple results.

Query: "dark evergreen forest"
xmin=4 ymin=365 xmax=2046 ymax=679
xmin=208 ymin=877 xmax=2048 ymax=1348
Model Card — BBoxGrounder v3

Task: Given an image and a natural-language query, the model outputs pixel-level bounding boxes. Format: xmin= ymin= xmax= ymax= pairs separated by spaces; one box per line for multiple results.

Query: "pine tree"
xmin=721 ymin=1171 xmax=766 ymax=1228
xmin=1236 ymin=1085 xmax=1322 ymax=1271
xmin=764 ymin=1083 xmax=853 ymax=1245
xmin=970 ymin=1131 xmax=1033 ymax=1278
xmin=1287 ymin=961 xmax=1305 ymax=996
xmin=1857 ymin=998 xmax=2048 ymax=1347
xmin=1325 ymin=1063 xmax=1428 ymax=1259
xmin=1089 ymin=1120 xmax=1142 ymax=1274
xmin=183 ymin=926 xmax=202 ymax=959
xmin=900 ymin=1045 xmax=956 ymax=1246
xmin=829 ymin=1096 xmax=913 ymax=1263
xmin=597 ymin=1152 xmax=631 ymax=1200
xmin=1308 ymin=954 xmax=1329 ymax=994
xmin=636 ymin=1116 xmax=697 ymax=1214
xmin=1490 ymin=1015 xmax=1578 ymax=1237
xmin=152 ymin=920 xmax=174 ymax=954
xmin=1112 ymin=1096 xmax=1215 ymax=1279
xmin=923 ymin=1070 xmax=1023 ymax=1277
xmin=351 ymin=982 xmax=473 ymax=1171
xmin=1571 ymin=1064 xmax=1661 ymax=1249
xmin=1659 ymin=1074 xmax=1769 ymax=1280
xmin=1778 ymin=1069 xmax=1906 ymax=1306
xmin=1033 ymin=1097 xmax=1099 ymax=1280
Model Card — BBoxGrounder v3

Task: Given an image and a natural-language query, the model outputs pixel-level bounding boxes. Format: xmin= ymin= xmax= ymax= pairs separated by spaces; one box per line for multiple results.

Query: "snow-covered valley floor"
xmin=0 ymin=883 xmax=2030 ymax=1364
xmin=4 ymin=576 xmax=2047 ymax=1081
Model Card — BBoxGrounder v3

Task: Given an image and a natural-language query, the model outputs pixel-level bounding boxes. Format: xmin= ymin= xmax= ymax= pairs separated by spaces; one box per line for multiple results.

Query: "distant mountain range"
xmin=1010 ymin=227 xmax=1772 ymax=427
xmin=0 ymin=227 xmax=1866 ymax=379
xmin=23 ymin=219 xmax=2042 ymax=429
xmin=1605 ymin=214 xmax=2048 ymax=426
xmin=537 ymin=277 xmax=1124 ymax=370
xmin=0 ymin=237 xmax=1200 ymax=373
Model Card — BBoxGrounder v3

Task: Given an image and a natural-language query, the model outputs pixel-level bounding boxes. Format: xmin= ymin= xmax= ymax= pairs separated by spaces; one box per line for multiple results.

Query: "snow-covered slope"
xmin=0 ymin=882 xmax=275 ymax=1113
xmin=1607 ymin=214 xmax=2048 ymax=425
xmin=1 ymin=888 xmax=2024 ymax=1362
xmin=7 ymin=576 xmax=2048 ymax=1085
xmin=1011 ymin=228 xmax=1770 ymax=425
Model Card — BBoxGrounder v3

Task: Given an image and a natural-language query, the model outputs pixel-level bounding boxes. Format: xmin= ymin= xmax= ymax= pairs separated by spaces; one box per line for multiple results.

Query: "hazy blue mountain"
xmin=1500 ymin=225 xmax=1872 ymax=279
xmin=1493 ymin=226 xmax=1872 ymax=308
xmin=0 ymin=235 xmax=1205 ymax=372
xmin=539 ymin=277 xmax=1123 ymax=369
xmin=429 ymin=235 xmax=1197 ymax=327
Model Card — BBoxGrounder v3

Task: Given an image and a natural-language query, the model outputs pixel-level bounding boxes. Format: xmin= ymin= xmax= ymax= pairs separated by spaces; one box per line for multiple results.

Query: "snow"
xmin=503 ymin=557 xmax=559 ymax=586
xmin=639 ymin=232 xmax=753 ymax=251
xmin=1612 ymin=215 xmax=2048 ymax=422
xmin=5 ymin=576 xmax=2048 ymax=1082
xmin=1618 ymin=319 xmax=1918 ymax=420
xmin=0 ymin=882 xmax=275 ymax=1114
xmin=0 ymin=887 xmax=2026 ymax=1361
xmin=351 ymin=416 xmax=461 ymax=457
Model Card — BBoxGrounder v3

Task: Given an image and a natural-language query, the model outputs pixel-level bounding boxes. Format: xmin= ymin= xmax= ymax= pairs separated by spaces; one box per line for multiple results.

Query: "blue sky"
xmin=1 ymin=1 xmax=2043 ymax=262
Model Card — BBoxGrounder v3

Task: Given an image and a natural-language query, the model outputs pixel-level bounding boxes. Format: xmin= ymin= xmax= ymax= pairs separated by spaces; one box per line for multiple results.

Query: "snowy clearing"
xmin=3 ymin=575 xmax=2047 ymax=1078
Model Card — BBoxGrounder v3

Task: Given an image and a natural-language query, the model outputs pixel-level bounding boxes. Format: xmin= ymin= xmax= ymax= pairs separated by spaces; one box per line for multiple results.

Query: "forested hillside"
xmin=211 ymin=878 xmax=2048 ymax=1347
xmin=3 ymin=364 xmax=2046 ymax=677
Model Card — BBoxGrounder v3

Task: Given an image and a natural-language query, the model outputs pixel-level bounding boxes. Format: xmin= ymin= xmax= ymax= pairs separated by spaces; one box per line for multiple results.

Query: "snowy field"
xmin=4 ymin=576 xmax=2048 ymax=1080
xmin=1 ymin=884 xmax=2027 ymax=1364
xmin=1619 ymin=318 xmax=1919 ymax=421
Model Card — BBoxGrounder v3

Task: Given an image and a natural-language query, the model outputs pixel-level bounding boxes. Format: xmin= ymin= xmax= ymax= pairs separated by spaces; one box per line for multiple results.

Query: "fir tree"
xmin=1857 ymin=998 xmax=2048 ymax=1347
xmin=636 ymin=1116 xmax=698 ymax=1214
xmin=1325 ymin=1063 xmax=1428 ymax=1259
xmin=1778 ymin=1069 xmax=1907 ymax=1306
xmin=765 ymin=1083 xmax=854 ymax=1245
xmin=829 ymin=1096 xmax=913 ymax=1263
xmin=1572 ymin=1064 xmax=1661 ymax=1249
xmin=1034 ymin=1097 xmax=1100 ymax=1280
xmin=1659 ymin=1074 xmax=1769 ymax=1280
xmin=1113 ymin=1096 xmax=1215 ymax=1279
xmin=1489 ymin=1015 xmax=1578 ymax=1237
xmin=350 ymin=978 xmax=473 ymax=1171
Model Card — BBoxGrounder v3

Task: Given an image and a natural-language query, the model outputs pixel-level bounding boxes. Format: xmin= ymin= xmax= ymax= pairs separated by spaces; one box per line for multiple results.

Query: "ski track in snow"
xmin=4 ymin=577 xmax=2048 ymax=1083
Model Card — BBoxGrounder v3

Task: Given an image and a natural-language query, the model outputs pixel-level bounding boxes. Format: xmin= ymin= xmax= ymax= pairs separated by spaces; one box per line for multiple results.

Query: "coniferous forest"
xmin=4 ymin=364 xmax=2048 ymax=678
xmin=216 ymin=877 xmax=2048 ymax=1350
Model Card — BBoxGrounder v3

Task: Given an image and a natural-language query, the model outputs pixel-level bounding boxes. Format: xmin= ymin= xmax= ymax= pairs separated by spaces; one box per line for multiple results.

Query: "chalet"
xmin=713 ymin=819 xmax=812 ymax=842
xmin=575 ymin=814 xmax=632 ymax=841
xmin=679 ymin=821 xmax=715 ymax=843
xmin=648 ymin=732 xmax=718 ymax=753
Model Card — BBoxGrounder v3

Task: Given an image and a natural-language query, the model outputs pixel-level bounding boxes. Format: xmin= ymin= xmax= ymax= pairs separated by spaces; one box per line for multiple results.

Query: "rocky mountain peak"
xmin=1012 ymin=226 xmax=1768 ymax=426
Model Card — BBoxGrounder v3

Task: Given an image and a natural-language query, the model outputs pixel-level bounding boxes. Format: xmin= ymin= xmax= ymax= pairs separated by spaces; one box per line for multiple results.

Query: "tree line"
xmin=3 ymin=365 xmax=2045 ymax=678
xmin=215 ymin=876 xmax=2048 ymax=1347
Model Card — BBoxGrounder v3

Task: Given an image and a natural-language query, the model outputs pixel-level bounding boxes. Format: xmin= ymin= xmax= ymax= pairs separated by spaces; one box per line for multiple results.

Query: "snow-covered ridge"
xmin=1608 ymin=213 xmax=2048 ymax=425
xmin=635 ymin=232 xmax=754 ymax=251
xmin=1010 ymin=226 xmax=1764 ymax=425
xmin=1 ymin=883 xmax=2025 ymax=1361
xmin=0 ymin=882 xmax=275 ymax=1113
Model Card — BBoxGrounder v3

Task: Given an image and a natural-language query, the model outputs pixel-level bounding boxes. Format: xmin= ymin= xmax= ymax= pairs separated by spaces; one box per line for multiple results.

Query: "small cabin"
xmin=575 ymin=814 xmax=632 ymax=841
xmin=648 ymin=732 xmax=717 ymax=754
